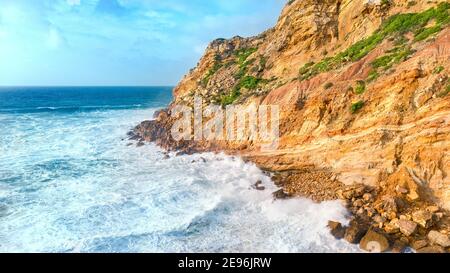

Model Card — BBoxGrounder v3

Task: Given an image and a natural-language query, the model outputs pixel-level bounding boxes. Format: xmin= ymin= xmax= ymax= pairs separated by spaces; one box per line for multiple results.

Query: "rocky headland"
xmin=132 ymin=0 xmax=450 ymax=252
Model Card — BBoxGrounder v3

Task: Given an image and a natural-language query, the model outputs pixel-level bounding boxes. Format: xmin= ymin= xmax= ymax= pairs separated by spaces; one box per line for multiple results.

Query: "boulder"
xmin=426 ymin=206 xmax=440 ymax=213
xmin=427 ymin=230 xmax=450 ymax=248
xmin=374 ymin=196 xmax=397 ymax=214
xmin=344 ymin=220 xmax=367 ymax=244
xmin=252 ymin=180 xmax=265 ymax=191
xmin=136 ymin=141 xmax=145 ymax=147
xmin=416 ymin=246 xmax=446 ymax=253
xmin=328 ymin=221 xmax=345 ymax=239
xmin=407 ymin=189 xmax=420 ymax=201
xmin=412 ymin=210 xmax=433 ymax=228
xmin=391 ymin=240 xmax=407 ymax=253
xmin=398 ymin=220 xmax=417 ymax=236
xmin=384 ymin=218 xmax=400 ymax=234
xmin=373 ymin=215 xmax=386 ymax=224
xmin=359 ymin=230 xmax=390 ymax=253
xmin=353 ymin=199 xmax=364 ymax=207
xmin=272 ymin=189 xmax=290 ymax=200
xmin=412 ymin=240 xmax=428 ymax=250
xmin=362 ymin=193 xmax=373 ymax=202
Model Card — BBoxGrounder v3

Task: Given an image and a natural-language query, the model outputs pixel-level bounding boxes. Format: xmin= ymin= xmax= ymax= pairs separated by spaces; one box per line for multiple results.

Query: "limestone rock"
xmin=398 ymin=220 xmax=417 ymax=236
xmin=412 ymin=210 xmax=434 ymax=228
xmin=427 ymin=230 xmax=450 ymax=248
xmin=384 ymin=218 xmax=400 ymax=234
xmin=416 ymin=246 xmax=446 ymax=253
xmin=426 ymin=206 xmax=440 ymax=213
xmin=359 ymin=230 xmax=390 ymax=253
xmin=412 ymin=240 xmax=428 ymax=250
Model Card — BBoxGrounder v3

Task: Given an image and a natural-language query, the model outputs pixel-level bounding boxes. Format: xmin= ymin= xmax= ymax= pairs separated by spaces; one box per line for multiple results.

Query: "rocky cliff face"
xmin=134 ymin=0 xmax=450 ymax=252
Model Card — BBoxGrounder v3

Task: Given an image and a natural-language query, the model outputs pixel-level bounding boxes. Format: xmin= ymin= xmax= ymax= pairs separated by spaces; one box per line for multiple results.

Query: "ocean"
xmin=0 ymin=87 xmax=360 ymax=252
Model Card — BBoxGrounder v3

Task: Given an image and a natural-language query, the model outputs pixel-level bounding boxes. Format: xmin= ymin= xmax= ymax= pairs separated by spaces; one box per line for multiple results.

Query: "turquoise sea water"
xmin=0 ymin=87 xmax=360 ymax=253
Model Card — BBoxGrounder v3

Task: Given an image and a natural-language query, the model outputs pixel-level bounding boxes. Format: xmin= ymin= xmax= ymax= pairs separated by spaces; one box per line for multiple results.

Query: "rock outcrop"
xmin=133 ymin=0 xmax=450 ymax=252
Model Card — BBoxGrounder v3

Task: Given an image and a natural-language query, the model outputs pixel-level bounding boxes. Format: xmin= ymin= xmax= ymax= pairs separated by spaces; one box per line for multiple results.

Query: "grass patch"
xmin=433 ymin=65 xmax=445 ymax=74
xmin=371 ymin=46 xmax=414 ymax=70
xmin=414 ymin=25 xmax=442 ymax=41
xmin=259 ymin=56 xmax=267 ymax=70
xmin=239 ymin=76 xmax=263 ymax=90
xmin=351 ymin=101 xmax=365 ymax=113
xmin=298 ymin=3 xmax=450 ymax=81
xmin=438 ymin=84 xmax=450 ymax=97
xmin=220 ymin=87 xmax=241 ymax=106
xmin=218 ymin=47 xmax=268 ymax=106
xmin=355 ymin=81 xmax=366 ymax=94
xmin=202 ymin=62 xmax=223 ymax=87
xmin=367 ymin=70 xmax=380 ymax=82
xmin=236 ymin=47 xmax=257 ymax=67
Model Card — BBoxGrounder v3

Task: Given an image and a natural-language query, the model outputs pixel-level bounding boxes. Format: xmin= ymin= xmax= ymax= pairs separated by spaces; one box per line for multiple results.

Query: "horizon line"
xmin=0 ymin=85 xmax=175 ymax=88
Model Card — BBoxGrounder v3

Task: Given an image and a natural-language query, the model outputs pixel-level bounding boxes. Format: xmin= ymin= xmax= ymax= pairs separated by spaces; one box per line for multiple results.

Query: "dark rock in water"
xmin=129 ymin=135 xmax=141 ymax=141
xmin=127 ymin=131 xmax=135 ymax=137
xmin=252 ymin=180 xmax=265 ymax=191
xmin=163 ymin=154 xmax=170 ymax=159
xmin=344 ymin=219 xmax=368 ymax=244
xmin=328 ymin=221 xmax=345 ymax=239
xmin=126 ymin=143 xmax=133 ymax=147
xmin=391 ymin=240 xmax=407 ymax=253
xmin=272 ymin=189 xmax=290 ymax=200
xmin=416 ymin=246 xmax=446 ymax=253
xmin=153 ymin=109 xmax=166 ymax=119
xmin=359 ymin=229 xmax=390 ymax=253
xmin=136 ymin=141 xmax=145 ymax=147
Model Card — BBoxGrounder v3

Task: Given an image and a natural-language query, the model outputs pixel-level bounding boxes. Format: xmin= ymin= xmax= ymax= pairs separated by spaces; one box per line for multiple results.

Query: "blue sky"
xmin=0 ymin=0 xmax=285 ymax=86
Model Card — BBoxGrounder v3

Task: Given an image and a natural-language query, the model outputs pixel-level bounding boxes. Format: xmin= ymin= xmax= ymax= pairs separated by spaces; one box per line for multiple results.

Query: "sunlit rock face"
xmin=139 ymin=0 xmax=450 ymax=215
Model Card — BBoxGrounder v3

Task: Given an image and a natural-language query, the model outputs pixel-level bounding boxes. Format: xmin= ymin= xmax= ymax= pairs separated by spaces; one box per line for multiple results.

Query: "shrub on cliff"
xmin=355 ymin=81 xmax=366 ymax=95
xmin=351 ymin=101 xmax=364 ymax=113
xmin=297 ymin=3 xmax=449 ymax=81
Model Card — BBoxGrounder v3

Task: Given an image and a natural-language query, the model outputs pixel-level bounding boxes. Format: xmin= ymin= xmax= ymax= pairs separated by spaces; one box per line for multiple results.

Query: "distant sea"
xmin=0 ymin=87 xmax=359 ymax=252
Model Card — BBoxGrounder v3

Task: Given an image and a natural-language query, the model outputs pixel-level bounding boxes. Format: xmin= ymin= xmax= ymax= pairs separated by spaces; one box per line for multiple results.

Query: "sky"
xmin=0 ymin=0 xmax=285 ymax=86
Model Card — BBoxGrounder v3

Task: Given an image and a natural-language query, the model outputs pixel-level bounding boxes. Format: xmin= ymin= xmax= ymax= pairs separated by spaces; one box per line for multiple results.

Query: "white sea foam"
xmin=0 ymin=107 xmax=361 ymax=253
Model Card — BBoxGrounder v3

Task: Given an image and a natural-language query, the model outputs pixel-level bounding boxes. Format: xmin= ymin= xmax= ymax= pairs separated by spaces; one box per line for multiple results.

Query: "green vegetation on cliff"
xmin=351 ymin=100 xmax=364 ymax=113
xmin=298 ymin=2 xmax=449 ymax=81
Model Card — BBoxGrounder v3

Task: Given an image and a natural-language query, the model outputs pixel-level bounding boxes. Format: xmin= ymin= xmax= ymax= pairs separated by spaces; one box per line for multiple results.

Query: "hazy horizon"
xmin=0 ymin=0 xmax=285 ymax=86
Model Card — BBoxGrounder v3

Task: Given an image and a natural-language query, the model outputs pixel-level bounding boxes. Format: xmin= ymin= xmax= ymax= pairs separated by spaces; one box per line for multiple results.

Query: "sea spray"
xmin=0 ymin=87 xmax=361 ymax=253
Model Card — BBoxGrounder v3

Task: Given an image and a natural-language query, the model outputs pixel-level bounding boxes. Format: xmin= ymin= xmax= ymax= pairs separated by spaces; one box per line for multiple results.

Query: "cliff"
xmin=134 ymin=0 xmax=450 ymax=252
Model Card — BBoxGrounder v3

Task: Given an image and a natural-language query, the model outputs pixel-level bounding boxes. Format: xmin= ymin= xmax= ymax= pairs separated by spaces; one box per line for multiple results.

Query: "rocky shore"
xmin=132 ymin=0 xmax=450 ymax=253
xmin=130 ymin=120 xmax=450 ymax=253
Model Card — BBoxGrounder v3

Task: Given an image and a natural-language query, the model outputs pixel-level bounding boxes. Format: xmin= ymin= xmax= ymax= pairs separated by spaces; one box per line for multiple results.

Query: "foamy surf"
xmin=0 ymin=87 xmax=361 ymax=253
